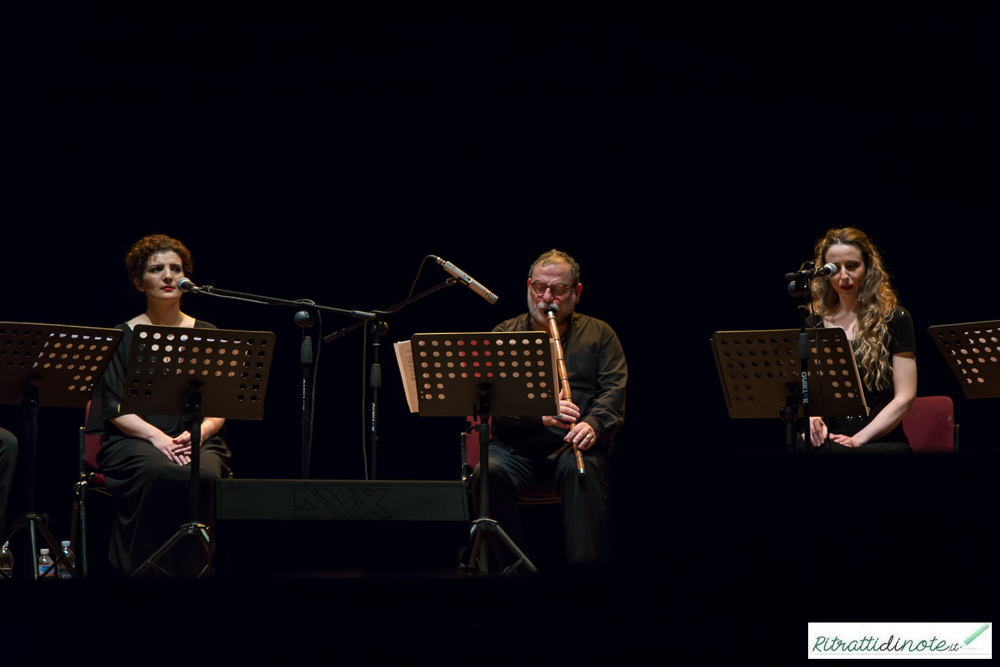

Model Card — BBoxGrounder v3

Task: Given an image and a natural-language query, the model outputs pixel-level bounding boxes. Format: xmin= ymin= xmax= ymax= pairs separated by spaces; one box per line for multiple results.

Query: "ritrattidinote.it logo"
xmin=807 ymin=623 xmax=991 ymax=659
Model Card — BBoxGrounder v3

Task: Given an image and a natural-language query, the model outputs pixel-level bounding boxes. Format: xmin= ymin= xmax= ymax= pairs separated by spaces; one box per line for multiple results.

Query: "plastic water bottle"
xmin=0 ymin=541 xmax=12 ymax=579
xmin=58 ymin=541 xmax=76 ymax=579
xmin=38 ymin=548 xmax=55 ymax=580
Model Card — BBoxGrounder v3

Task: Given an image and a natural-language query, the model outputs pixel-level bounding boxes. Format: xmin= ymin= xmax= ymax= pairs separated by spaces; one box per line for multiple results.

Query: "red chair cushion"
xmin=902 ymin=396 xmax=955 ymax=454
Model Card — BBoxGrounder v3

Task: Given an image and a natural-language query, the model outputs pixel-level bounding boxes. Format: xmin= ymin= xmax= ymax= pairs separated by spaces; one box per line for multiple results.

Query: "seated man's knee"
xmin=0 ymin=429 xmax=18 ymax=456
xmin=471 ymin=460 xmax=512 ymax=493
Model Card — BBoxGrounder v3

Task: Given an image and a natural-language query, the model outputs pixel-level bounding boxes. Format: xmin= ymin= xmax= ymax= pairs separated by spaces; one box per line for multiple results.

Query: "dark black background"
xmin=2 ymin=9 xmax=997 ymax=657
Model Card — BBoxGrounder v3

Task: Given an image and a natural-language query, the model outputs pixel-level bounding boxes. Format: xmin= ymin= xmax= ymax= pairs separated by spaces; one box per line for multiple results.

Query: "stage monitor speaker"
xmin=213 ymin=479 xmax=470 ymax=575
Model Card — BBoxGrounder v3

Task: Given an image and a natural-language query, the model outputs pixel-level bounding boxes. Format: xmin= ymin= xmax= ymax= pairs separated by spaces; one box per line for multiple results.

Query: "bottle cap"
xmin=40 ymin=549 xmax=49 ymax=554
xmin=61 ymin=541 xmax=71 ymax=547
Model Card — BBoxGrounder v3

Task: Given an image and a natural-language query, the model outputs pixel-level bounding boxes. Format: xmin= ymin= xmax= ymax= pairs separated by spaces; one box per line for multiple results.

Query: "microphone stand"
xmin=181 ymin=282 xmax=375 ymax=479
xmin=784 ymin=262 xmax=819 ymax=453
xmin=295 ymin=309 xmax=316 ymax=479
xmin=323 ymin=278 xmax=459 ymax=480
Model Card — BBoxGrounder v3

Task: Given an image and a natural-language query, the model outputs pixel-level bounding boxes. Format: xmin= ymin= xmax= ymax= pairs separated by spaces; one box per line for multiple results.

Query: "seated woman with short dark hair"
xmin=87 ymin=234 xmax=230 ymax=576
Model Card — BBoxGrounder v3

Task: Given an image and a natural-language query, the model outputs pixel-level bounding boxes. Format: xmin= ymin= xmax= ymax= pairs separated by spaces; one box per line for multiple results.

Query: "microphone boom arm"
xmin=186 ymin=282 xmax=376 ymax=320
xmin=323 ymin=278 xmax=457 ymax=343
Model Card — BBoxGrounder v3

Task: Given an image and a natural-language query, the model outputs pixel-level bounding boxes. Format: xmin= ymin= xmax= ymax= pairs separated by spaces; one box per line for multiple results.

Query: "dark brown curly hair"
xmin=811 ymin=227 xmax=900 ymax=391
xmin=125 ymin=234 xmax=194 ymax=291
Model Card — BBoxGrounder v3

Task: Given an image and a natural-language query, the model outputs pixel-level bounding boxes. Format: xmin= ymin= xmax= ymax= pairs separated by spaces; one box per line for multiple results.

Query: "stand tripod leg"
xmin=29 ymin=519 xmax=38 ymax=581
xmin=35 ymin=518 xmax=79 ymax=578
xmin=477 ymin=527 xmax=489 ymax=576
xmin=77 ymin=480 xmax=89 ymax=578
xmin=133 ymin=530 xmax=184 ymax=577
xmin=491 ymin=522 xmax=538 ymax=574
xmin=463 ymin=519 xmax=539 ymax=576
xmin=457 ymin=523 xmax=484 ymax=573
xmin=2 ymin=513 xmax=81 ymax=579
xmin=132 ymin=522 xmax=211 ymax=578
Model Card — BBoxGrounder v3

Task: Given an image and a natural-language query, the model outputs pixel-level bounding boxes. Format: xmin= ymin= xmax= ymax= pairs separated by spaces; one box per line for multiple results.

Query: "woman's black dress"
xmin=86 ymin=321 xmax=231 ymax=575
xmin=807 ymin=307 xmax=917 ymax=453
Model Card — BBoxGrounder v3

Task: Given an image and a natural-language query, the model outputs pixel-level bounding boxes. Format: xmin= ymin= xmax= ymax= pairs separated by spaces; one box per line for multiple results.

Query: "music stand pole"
xmin=133 ymin=382 xmax=211 ymax=577
xmin=466 ymin=392 xmax=537 ymax=575
xmin=403 ymin=330 xmax=557 ymax=575
xmin=122 ymin=325 xmax=276 ymax=577
xmin=0 ymin=322 xmax=122 ymax=580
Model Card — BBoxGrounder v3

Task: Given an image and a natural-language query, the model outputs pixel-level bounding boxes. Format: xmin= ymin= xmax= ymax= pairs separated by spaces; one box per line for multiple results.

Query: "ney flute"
xmin=546 ymin=308 xmax=586 ymax=477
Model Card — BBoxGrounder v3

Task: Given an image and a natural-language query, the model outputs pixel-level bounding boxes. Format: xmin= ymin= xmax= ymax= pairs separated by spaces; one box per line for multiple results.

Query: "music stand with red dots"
xmin=927 ymin=321 xmax=1000 ymax=399
xmin=410 ymin=331 xmax=558 ymax=575
xmin=0 ymin=322 xmax=123 ymax=580
xmin=120 ymin=324 xmax=276 ymax=577
xmin=711 ymin=326 xmax=868 ymax=451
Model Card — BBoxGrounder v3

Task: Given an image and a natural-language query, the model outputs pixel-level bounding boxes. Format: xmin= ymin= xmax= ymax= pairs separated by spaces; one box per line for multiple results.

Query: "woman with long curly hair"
xmin=806 ymin=228 xmax=917 ymax=452
xmin=87 ymin=234 xmax=230 ymax=575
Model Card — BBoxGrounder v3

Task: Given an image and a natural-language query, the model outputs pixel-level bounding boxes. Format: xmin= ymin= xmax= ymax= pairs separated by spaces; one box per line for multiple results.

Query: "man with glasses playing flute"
xmin=470 ymin=249 xmax=627 ymax=571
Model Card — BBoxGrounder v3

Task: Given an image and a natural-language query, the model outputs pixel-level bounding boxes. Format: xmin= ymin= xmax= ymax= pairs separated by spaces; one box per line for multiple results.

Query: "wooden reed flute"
xmin=546 ymin=309 xmax=586 ymax=477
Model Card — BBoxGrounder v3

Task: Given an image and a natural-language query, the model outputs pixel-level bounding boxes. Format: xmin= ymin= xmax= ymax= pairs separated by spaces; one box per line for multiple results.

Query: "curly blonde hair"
xmin=811 ymin=228 xmax=900 ymax=391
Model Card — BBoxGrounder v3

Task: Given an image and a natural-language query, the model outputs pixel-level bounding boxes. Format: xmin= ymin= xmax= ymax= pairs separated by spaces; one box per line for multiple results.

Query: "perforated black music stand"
xmin=120 ymin=325 xmax=275 ymax=577
xmin=710 ymin=327 xmax=868 ymax=450
xmin=408 ymin=330 xmax=558 ymax=575
xmin=927 ymin=320 xmax=1000 ymax=399
xmin=0 ymin=322 xmax=122 ymax=580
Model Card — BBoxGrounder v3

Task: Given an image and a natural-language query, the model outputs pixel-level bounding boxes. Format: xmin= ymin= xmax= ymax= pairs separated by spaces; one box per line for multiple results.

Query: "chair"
xmin=902 ymin=396 xmax=959 ymax=453
xmin=70 ymin=401 xmax=111 ymax=577
xmin=71 ymin=402 xmax=234 ymax=577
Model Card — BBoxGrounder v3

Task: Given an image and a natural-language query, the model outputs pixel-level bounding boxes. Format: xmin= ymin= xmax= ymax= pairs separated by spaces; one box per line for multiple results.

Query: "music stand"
xmin=927 ymin=320 xmax=1000 ymax=399
xmin=120 ymin=325 xmax=275 ymax=577
xmin=0 ymin=322 xmax=123 ymax=580
xmin=710 ymin=327 xmax=868 ymax=451
xmin=407 ymin=330 xmax=558 ymax=575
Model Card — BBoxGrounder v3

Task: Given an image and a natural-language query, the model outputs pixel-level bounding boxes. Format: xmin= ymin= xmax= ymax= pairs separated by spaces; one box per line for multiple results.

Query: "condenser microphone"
xmin=784 ymin=263 xmax=838 ymax=281
xmin=176 ymin=277 xmax=204 ymax=294
xmin=434 ymin=256 xmax=499 ymax=304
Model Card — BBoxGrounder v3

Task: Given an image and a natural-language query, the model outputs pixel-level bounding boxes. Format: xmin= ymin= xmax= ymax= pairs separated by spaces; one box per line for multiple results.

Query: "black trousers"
xmin=97 ymin=436 xmax=230 ymax=576
xmin=471 ymin=438 xmax=609 ymax=569
xmin=0 ymin=428 xmax=17 ymax=536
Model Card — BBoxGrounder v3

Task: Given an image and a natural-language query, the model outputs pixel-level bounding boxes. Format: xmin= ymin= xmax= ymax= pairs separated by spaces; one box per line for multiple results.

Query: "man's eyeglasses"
xmin=529 ymin=281 xmax=574 ymax=297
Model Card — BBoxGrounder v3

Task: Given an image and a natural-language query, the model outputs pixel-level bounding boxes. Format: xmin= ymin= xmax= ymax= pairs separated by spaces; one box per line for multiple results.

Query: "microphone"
xmin=434 ymin=256 xmax=498 ymax=304
xmin=176 ymin=277 xmax=205 ymax=294
xmin=784 ymin=263 xmax=838 ymax=281
xmin=813 ymin=262 xmax=838 ymax=277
